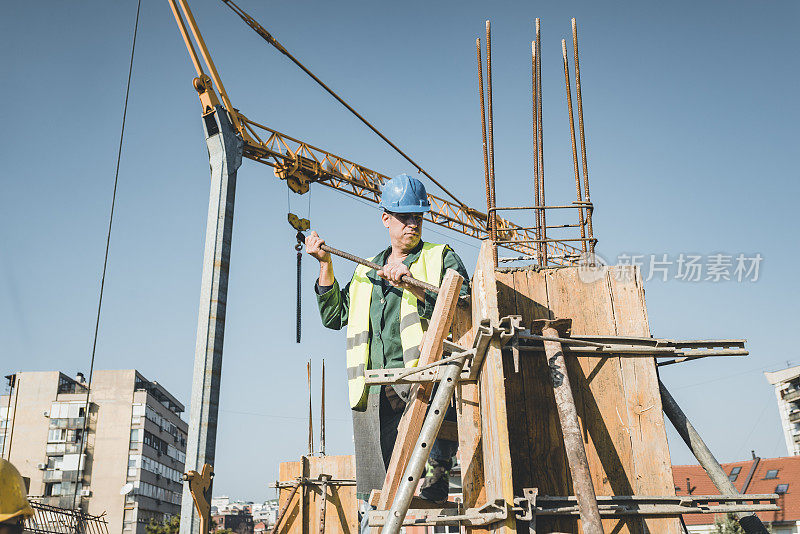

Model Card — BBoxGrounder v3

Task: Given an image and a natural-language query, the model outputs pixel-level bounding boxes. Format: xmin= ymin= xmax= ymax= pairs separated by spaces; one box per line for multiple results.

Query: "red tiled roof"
xmin=672 ymin=455 xmax=800 ymax=526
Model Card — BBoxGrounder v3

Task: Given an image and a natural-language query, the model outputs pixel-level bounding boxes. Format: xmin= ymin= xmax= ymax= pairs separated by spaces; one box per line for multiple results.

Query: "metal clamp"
xmin=368 ymin=499 xmax=508 ymax=527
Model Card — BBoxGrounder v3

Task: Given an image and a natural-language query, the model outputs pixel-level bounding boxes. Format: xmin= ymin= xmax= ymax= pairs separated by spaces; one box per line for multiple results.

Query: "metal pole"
xmin=318 ymin=475 xmax=330 ymax=534
xmin=320 ymin=359 xmax=326 ymax=456
xmin=297 ymin=232 xmax=440 ymax=295
xmin=658 ymin=379 xmax=769 ymax=534
xmin=485 ymin=20 xmax=498 ymax=268
xmin=179 ymin=105 xmax=243 ymax=534
xmin=535 ymin=19 xmax=547 ymax=265
xmin=561 ymin=39 xmax=586 ymax=253
xmin=572 ymin=19 xmax=594 ymax=252
xmin=540 ymin=322 xmax=603 ymax=534
xmin=381 ymin=356 xmax=468 ymax=534
xmin=308 ymin=360 xmax=314 ymax=456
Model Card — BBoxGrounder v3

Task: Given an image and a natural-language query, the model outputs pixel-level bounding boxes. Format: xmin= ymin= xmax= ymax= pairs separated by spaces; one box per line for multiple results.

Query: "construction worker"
xmin=0 ymin=459 xmax=35 ymax=534
xmin=305 ymin=173 xmax=470 ymax=521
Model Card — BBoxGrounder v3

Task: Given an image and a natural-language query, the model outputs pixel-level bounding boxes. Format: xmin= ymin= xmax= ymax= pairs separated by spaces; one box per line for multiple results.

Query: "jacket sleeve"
xmin=316 ymin=277 xmax=350 ymax=330
xmin=417 ymin=246 xmax=471 ymax=320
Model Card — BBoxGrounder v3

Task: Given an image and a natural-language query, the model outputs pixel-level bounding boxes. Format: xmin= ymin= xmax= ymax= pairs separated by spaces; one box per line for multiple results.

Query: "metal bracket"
xmin=513 ymin=488 xmax=538 ymax=522
xmin=368 ymin=499 xmax=508 ymax=527
xmin=519 ymin=493 xmax=780 ymax=517
xmin=466 ymin=315 xmax=526 ymax=380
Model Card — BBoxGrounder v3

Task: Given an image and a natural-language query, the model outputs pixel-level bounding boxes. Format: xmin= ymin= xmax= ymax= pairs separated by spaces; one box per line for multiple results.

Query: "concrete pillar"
xmin=180 ymin=106 xmax=242 ymax=534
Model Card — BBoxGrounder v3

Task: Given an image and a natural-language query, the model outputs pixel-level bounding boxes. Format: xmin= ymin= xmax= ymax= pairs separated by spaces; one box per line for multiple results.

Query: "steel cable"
xmin=72 ymin=0 xmax=142 ymax=510
xmin=218 ymin=0 xmax=470 ymax=211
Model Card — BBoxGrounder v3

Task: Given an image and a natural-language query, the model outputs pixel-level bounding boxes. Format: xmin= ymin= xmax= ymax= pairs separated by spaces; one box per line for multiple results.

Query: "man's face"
xmin=382 ymin=211 xmax=423 ymax=252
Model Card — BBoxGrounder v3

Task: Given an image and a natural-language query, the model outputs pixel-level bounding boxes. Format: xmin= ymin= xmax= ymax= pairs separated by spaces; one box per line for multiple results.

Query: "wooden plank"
xmin=376 ymin=269 xmax=464 ymax=515
xmin=472 ymin=242 xmax=515 ymax=534
xmin=277 ymin=457 xmax=308 ymax=534
xmin=452 ymin=293 xmax=487 ymax=534
xmin=494 ymin=272 xmax=533 ymax=496
xmin=608 ymin=266 xmax=681 ymax=534
xmin=544 ymin=267 xmax=641 ymax=534
xmin=496 ymin=268 xmax=573 ymax=533
xmin=306 ymin=455 xmax=358 ymax=534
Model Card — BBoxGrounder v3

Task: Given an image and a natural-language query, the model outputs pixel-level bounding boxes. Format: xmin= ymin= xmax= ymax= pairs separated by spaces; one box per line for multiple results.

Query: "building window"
xmin=729 ymin=466 xmax=741 ymax=482
xmin=765 ymin=469 xmax=779 ymax=479
xmin=776 ymin=484 xmax=789 ymax=494
xmin=48 ymin=429 xmax=66 ymax=443
xmin=130 ymin=429 xmax=142 ymax=449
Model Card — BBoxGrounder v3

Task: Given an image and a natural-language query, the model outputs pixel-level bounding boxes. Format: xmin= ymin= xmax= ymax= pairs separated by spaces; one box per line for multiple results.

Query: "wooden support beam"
xmin=376 ymin=269 xmax=464 ymax=522
xmin=467 ymin=242 xmax=516 ymax=534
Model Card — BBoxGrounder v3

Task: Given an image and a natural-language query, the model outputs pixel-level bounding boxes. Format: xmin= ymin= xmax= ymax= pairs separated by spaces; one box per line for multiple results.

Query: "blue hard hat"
xmin=379 ymin=174 xmax=431 ymax=213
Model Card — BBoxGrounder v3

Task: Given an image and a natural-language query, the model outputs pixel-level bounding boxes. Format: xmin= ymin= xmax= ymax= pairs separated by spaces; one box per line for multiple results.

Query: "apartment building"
xmin=0 ymin=370 xmax=187 ymax=534
xmin=765 ymin=364 xmax=800 ymax=456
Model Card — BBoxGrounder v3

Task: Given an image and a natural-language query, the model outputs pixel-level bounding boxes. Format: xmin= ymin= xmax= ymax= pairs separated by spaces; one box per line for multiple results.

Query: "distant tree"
xmin=146 ymin=516 xmax=180 ymax=534
xmin=713 ymin=514 xmax=744 ymax=534
xmin=713 ymin=514 xmax=772 ymax=534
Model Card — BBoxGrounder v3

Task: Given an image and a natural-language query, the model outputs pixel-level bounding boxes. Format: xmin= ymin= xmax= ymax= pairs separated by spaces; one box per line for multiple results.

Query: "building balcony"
xmin=43 ymin=470 xmax=63 ymax=482
xmin=789 ymin=410 xmax=800 ymax=423
xmin=49 ymin=417 xmax=85 ymax=429
xmin=784 ymin=389 xmax=800 ymax=404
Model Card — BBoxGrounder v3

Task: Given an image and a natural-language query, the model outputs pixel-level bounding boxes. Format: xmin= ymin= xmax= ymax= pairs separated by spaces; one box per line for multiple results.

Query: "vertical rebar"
xmin=319 ymin=359 xmax=326 ymax=456
xmin=562 ymin=39 xmax=586 ymax=253
xmin=307 ymin=360 xmax=313 ymax=456
xmin=531 ymin=43 xmax=542 ymax=266
xmin=535 ymin=19 xmax=547 ymax=264
xmin=486 ymin=20 xmax=498 ymax=268
xmin=572 ymin=18 xmax=594 ymax=252
xmin=476 ymin=38 xmax=493 ymax=263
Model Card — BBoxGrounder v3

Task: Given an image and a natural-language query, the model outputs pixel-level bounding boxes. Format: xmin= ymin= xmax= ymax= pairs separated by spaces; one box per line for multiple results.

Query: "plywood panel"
xmin=278 ymin=457 xmax=307 ymax=534
xmin=493 ymin=266 xmax=680 ymax=533
xmin=545 ymin=267 xmax=642 ymax=534
xmin=307 ymin=455 xmax=358 ymax=534
xmin=608 ymin=267 xmax=681 ymax=534
xmin=277 ymin=455 xmax=357 ymax=534
xmin=495 ymin=269 xmax=572 ymax=533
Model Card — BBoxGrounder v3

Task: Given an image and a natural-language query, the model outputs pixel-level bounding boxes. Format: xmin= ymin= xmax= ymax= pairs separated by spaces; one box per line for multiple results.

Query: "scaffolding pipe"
xmin=659 ymin=379 xmax=768 ymax=534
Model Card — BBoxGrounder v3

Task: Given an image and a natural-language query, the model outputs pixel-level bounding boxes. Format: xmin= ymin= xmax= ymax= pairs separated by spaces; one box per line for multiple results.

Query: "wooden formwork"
xmin=452 ymin=242 xmax=681 ymax=534
xmin=277 ymin=455 xmax=358 ymax=534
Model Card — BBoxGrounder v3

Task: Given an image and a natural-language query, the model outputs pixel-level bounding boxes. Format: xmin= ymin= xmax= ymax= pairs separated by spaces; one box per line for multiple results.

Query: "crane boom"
xmin=167 ymin=0 xmax=581 ymax=264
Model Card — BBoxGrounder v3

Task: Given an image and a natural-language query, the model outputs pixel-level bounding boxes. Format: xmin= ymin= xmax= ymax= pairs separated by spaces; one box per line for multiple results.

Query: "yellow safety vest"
xmin=346 ymin=243 xmax=446 ymax=411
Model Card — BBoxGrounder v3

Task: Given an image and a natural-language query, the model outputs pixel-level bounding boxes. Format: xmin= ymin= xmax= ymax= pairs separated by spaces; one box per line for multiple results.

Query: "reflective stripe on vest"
xmin=345 ymin=243 xmax=447 ymax=410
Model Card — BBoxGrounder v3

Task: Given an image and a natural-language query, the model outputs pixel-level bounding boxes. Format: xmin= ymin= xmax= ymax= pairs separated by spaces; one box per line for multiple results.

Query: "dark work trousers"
xmin=378 ymin=385 xmax=458 ymax=470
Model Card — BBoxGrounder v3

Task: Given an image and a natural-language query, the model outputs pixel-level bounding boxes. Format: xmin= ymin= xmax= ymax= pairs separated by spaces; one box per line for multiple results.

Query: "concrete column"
xmin=180 ymin=106 xmax=242 ymax=534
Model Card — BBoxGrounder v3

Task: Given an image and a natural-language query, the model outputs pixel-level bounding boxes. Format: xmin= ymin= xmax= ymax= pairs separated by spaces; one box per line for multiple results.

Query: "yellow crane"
xmin=165 ymin=0 xmax=582 ymax=262
xmin=163 ymin=3 xmax=581 ymax=534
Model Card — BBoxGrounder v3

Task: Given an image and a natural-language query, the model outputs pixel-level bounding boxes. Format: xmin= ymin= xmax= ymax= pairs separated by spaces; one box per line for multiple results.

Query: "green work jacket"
xmin=315 ymin=241 xmax=470 ymax=378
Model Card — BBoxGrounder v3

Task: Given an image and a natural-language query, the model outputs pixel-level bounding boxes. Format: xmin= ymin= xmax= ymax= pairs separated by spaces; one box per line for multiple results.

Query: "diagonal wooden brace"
xmin=375 ymin=269 xmax=464 ymax=531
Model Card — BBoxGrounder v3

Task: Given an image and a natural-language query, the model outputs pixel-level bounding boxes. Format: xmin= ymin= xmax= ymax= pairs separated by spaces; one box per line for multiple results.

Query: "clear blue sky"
xmin=1 ymin=1 xmax=798 ymax=501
